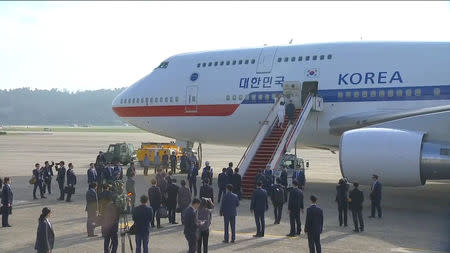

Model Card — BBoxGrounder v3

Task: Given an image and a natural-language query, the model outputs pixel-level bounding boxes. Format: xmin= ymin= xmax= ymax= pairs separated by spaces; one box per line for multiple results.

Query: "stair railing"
xmin=237 ymin=96 xmax=283 ymax=176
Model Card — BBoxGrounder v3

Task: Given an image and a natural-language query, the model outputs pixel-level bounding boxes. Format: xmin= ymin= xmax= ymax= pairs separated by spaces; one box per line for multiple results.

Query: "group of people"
xmin=30 ymin=161 xmax=77 ymax=202
xmin=142 ymin=151 xmax=197 ymax=176
xmin=335 ymin=174 xmax=383 ymax=233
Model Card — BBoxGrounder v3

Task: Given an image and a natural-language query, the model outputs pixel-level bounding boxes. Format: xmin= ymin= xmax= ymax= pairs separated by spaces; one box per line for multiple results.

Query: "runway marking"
xmin=391 ymin=247 xmax=448 ymax=253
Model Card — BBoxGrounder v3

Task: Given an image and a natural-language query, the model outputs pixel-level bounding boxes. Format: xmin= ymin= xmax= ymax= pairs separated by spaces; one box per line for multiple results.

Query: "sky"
xmin=0 ymin=1 xmax=449 ymax=91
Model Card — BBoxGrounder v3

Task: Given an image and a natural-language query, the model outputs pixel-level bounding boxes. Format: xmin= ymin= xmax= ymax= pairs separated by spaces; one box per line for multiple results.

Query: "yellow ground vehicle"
xmin=136 ymin=142 xmax=183 ymax=166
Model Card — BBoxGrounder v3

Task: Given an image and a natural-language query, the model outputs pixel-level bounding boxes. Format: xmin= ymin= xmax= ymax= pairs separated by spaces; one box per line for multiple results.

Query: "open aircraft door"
xmin=256 ymin=46 xmax=278 ymax=74
xmin=185 ymin=85 xmax=198 ymax=113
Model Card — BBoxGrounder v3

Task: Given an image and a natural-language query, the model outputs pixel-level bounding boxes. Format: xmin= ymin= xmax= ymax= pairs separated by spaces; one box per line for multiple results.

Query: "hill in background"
xmin=0 ymin=87 xmax=126 ymax=126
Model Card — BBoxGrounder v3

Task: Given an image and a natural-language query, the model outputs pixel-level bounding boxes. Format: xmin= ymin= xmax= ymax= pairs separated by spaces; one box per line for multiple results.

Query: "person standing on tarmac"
xmin=305 ymin=195 xmax=324 ymax=253
xmin=126 ymin=162 xmax=137 ymax=210
xmin=143 ymin=153 xmax=150 ymax=176
xmin=154 ymin=152 xmax=161 ymax=174
xmin=32 ymin=163 xmax=46 ymax=200
xmin=87 ymin=163 xmax=97 ymax=185
xmin=42 ymin=161 xmax=54 ymax=195
xmin=250 ymin=181 xmax=268 ymax=237
xmin=132 ymin=195 xmax=154 ymax=253
xmin=335 ymin=178 xmax=349 ymax=227
xmin=170 ymin=151 xmax=177 ymax=174
xmin=102 ymin=196 xmax=119 ymax=253
xmin=56 ymin=161 xmax=66 ymax=201
xmin=271 ymin=178 xmax=285 ymax=224
xmin=86 ymin=182 xmax=98 ymax=237
xmin=231 ymin=168 xmax=242 ymax=200
xmin=369 ymin=174 xmax=382 ymax=218
xmin=217 ymin=168 xmax=228 ymax=203
xmin=167 ymin=178 xmax=179 ymax=224
xmin=201 ymin=162 xmax=213 ymax=186
xmin=280 ymin=166 xmax=288 ymax=202
xmin=178 ymin=180 xmax=192 ymax=217
xmin=162 ymin=151 xmax=169 ymax=173
xmin=349 ymin=182 xmax=364 ymax=232
xmin=148 ymin=179 xmax=163 ymax=228
xmin=287 ymin=180 xmax=304 ymax=237
xmin=187 ymin=161 xmax=198 ymax=197
xmin=65 ymin=163 xmax=77 ymax=202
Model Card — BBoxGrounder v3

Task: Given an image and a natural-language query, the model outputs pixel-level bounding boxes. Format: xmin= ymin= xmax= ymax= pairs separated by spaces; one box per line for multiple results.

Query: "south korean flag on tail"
xmin=305 ymin=68 xmax=319 ymax=78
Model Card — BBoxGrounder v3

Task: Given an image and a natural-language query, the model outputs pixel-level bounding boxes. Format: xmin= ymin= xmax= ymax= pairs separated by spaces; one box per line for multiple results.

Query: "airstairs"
xmin=238 ymin=94 xmax=323 ymax=198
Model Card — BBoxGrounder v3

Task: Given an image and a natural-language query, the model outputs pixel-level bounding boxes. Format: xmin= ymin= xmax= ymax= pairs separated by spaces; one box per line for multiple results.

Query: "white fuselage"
xmin=112 ymin=42 xmax=450 ymax=149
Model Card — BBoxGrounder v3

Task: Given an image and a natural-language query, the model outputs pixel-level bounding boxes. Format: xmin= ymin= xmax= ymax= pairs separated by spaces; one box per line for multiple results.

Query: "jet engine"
xmin=339 ymin=128 xmax=450 ymax=186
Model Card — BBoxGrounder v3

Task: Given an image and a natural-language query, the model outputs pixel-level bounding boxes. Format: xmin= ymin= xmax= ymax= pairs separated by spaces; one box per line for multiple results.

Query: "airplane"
xmin=112 ymin=41 xmax=450 ymax=187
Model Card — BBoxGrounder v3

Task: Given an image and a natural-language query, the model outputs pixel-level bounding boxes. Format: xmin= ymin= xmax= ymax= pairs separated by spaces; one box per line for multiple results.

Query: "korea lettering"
xmin=239 ymin=76 xmax=284 ymax=89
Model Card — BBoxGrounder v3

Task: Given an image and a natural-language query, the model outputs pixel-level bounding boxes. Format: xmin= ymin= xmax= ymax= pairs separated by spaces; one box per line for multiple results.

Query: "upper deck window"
xmin=157 ymin=61 xmax=169 ymax=69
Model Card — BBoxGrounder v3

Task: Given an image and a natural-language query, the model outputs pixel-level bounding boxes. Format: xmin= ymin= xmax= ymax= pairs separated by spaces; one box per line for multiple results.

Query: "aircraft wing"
xmin=329 ymin=104 xmax=450 ymax=136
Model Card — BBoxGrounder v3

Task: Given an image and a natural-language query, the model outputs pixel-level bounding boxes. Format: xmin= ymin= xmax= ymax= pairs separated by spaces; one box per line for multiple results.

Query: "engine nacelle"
xmin=340 ymin=128 xmax=426 ymax=186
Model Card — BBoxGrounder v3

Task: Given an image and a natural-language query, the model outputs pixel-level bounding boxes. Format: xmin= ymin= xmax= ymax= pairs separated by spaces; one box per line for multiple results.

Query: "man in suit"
xmin=287 ymin=180 xmax=304 ymax=237
xmin=254 ymin=169 xmax=266 ymax=189
xmin=113 ymin=161 xmax=123 ymax=180
xmin=87 ymin=163 xmax=97 ymax=185
xmin=1 ymin=177 xmax=13 ymax=227
xmin=183 ymin=198 xmax=202 ymax=253
xmin=369 ymin=174 xmax=382 ymax=218
xmin=231 ymin=168 xmax=242 ymax=200
xmin=167 ymin=178 xmax=179 ymax=224
xmin=271 ymin=178 xmax=286 ymax=224
xmin=201 ymin=162 xmax=213 ymax=186
xmin=148 ymin=179 xmax=162 ymax=228
xmin=349 ymin=182 xmax=364 ymax=232
xmin=293 ymin=166 xmax=306 ymax=190
xmin=250 ymin=181 xmax=269 ymax=237
xmin=170 ymin=151 xmax=177 ymax=174
xmin=86 ymin=182 xmax=98 ymax=237
xmin=220 ymin=184 xmax=240 ymax=243
xmin=102 ymin=197 xmax=120 ymax=253
xmin=305 ymin=195 xmax=323 ymax=253
xmin=280 ymin=166 xmax=288 ymax=202
xmin=187 ymin=161 xmax=198 ymax=197
xmin=133 ymin=195 xmax=154 ymax=253
xmin=42 ymin=161 xmax=54 ymax=195
xmin=162 ymin=151 xmax=169 ymax=173
xmin=263 ymin=165 xmax=274 ymax=195
xmin=33 ymin=163 xmax=46 ymax=199
xmin=336 ymin=178 xmax=349 ymax=227
xmin=226 ymin=162 xmax=234 ymax=182
xmin=200 ymin=178 xmax=214 ymax=203
xmin=66 ymin=163 xmax=77 ymax=202
xmin=217 ymin=168 xmax=228 ymax=203
xmin=56 ymin=161 xmax=66 ymax=201
xmin=286 ymin=100 xmax=296 ymax=125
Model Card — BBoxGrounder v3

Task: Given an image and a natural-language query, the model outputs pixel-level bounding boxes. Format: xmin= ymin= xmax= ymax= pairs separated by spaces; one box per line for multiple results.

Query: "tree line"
xmin=0 ymin=87 xmax=126 ymax=125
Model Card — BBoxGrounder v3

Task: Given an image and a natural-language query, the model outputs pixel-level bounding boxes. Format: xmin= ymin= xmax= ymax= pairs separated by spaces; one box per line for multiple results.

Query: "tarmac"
xmin=0 ymin=131 xmax=449 ymax=253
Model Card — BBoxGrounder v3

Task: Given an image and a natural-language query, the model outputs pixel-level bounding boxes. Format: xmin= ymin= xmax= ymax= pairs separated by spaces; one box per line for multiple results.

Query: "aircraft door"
xmin=256 ymin=47 xmax=278 ymax=74
xmin=283 ymin=81 xmax=302 ymax=108
xmin=185 ymin=85 xmax=198 ymax=112
xmin=301 ymin=81 xmax=318 ymax=106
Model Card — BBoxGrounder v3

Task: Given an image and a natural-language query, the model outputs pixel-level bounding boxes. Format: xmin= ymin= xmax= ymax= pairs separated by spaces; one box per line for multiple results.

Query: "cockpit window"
xmin=156 ymin=61 xmax=169 ymax=69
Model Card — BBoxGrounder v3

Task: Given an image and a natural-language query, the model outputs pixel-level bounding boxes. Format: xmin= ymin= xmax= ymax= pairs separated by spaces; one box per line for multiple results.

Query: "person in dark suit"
xmin=55 ymin=161 xmax=66 ymax=201
xmin=335 ymin=178 xmax=349 ymax=226
xmin=42 ymin=161 xmax=54 ymax=195
xmin=271 ymin=178 xmax=286 ymax=224
xmin=113 ymin=161 xmax=123 ymax=180
xmin=132 ymin=195 xmax=154 ymax=253
xmin=187 ymin=161 xmax=198 ymax=197
xmin=304 ymin=195 xmax=323 ymax=253
xmin=369 ymin=174 xmax=382 ymax=218
xmin=287 ymin=180 xmax=304 ymax=237
xmin=217 ymin=168 xmax=228 ymax=203
xmin=86 ymin=182 xmax=98 ymax=237
xmin=254 ymin=169 xmax=266 ymax=189
xmin=87 ymin=163 xmax=97 ymax=185
xmin=231 ymin=168 xmax=242 ymax=200
xmin=167 ymin=178 xmax=179 ymax=224
xmin=200 ymin=178 xmax=214 ymax=203
xmin=98 ymin=184 xmax=113 ymax=225
xmin=250 ymin=181 xmax=269 ymax=237
xmin=65 ymin=163 xmax=77 ymax=202
xmin=102 ymin=198 xmax=119 ymax=253
xmin=293 ymin=166 xmax=306 ymax=190
xmin=280 ymin=166 xmax=288 ymax=201
xmin=286 ymin=100 xmax=296 ymax=125
xmin=1 ymin=177 xmax=13 ymax=227
xmin=148 ymin=179 xmax=162 ymax=228
xmin=201 ymin=162 xmax=213 ymax=186
xmin=220 ymin=184 xmax=240 ymax=243
xmin=226 ymin=162 xmax=234 ymax=182
xmin=34 ymin=207 xmax=54 ymax=253
xmin=349 ymin=182 xmax=364 ymax=232
xmin=263 ymin=165 xmax=274 ymax=194
xmin=33 ymin=163 xmax=46 ymax=199
xmin=170 ymin=151 xmax=177 ymax=174
xmin=183 ymin=198 xmax=202 ymax=253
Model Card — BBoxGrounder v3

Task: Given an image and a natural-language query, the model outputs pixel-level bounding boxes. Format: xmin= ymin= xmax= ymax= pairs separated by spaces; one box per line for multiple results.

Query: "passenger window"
xmin=214 ymin=62 xmax=218 ymax=66
xmin=370 ymin=90 xmax=376 ymax=97
xmin=132 ymin=98 xmax=135 ymax=103
xmin=191 ymin=96 xmax=196 ymax=102
xmin=320 ymin=55 xmax=325 ymax=60
xmin=313 ymin=55 xmax=317 ymax=60
xmin=379 ymin=90 xmax=385 ymax=97
xmin=434 ymin=88 xmax=440 ymax=96
xmin=251 ymin=94 xmax=256 ymax=100
xmin=265 ymin=94 xmax=270 ymax=100
xmin=154 ymin=97 xmax=158 ymax=103
xmin=150 ymin=97 xmax=153 ymax=103
xmin=258 ymin=94 xmax=263 ymax=100
xmin=245 ymin=94 xmax=249 ymax=100
xmin=396 ymin=90 xmax=403 ymax=97
xmin=170 ymin=97 xmax=173 ymax=103
xmin=277 ymin=58 xmax=282 ymax=62
xmin=220 ymin=61 xmax=224 ymax=66
xmin=245 ymin=59 xmax=249 ymax=64
xmin=175 ymin=97 xmax=179 ymax=102
xmin=120 ymin=99 xmax=123 ymax=104
xmin=415 ymin=89 xmax=421 ymax=96
xmin=197 ymin=63 xmax=201 ymax=68
xmin=405 ymin=89 xmax=412 ymax=96
xmin=226 ymin=61 xmax=230 ymax=65
xmin=345 ymin=91 xmax=351 ymax=98
xmin=354 ymin=91 xmax=360 ymax=98
xmin=239 ymin=95 xmax=243 ymax=100
xmin=208 ymin=62 xmax=212 ymax=67
xmin=165 ymin=97 xmax=168 ymax=103
xmin=284 ymin=57 xmax=289 ymax=62
xmin=232 ymin=60 xmax=236 ymax=65
xmin=388 ymin=90 xmax=394 ymax=97
xmin=232 ymin=95 xmax=237 ymax=100
xmin=337 ymin=92 xmax=343 ymax=99
xmin=145 ymin=97 xmax=149 ymax=103
xmin=128 ymin=98 xmax=131 ymax=104
xmin=226 ymin=95 xmax=230 ymax=101
xmin=305 ymin=56 xmax=310 ymax=61
xmin=160 ymin=97 xmax=163 ymax=102
xmin=291 ymin=57 xmax=296 ymax=62
xmin=238 ymin=60 xmax=243 ymax=65
xmin=327 ymin=54 xmax=332 ymax=60
xmin=202 ymin=63 xmax=206 ymax=67
xmin=141 ymin=98 xmax=144 ymax=103
xmin=298 ymin=56 xmax=302 ymax=61
xmin=251 ymin=59 xmax=256 ymax=64
xmin=362 ymin=90 xmax=368 ymax=98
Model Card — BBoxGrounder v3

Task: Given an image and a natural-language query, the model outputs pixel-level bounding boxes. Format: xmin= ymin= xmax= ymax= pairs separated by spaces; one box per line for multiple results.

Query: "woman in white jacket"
xmin=277 ymin=101 xmax=286 ymax=129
